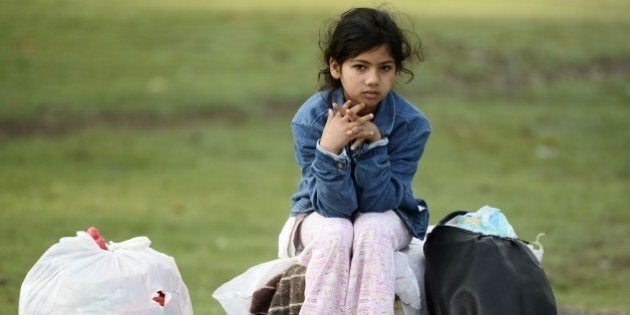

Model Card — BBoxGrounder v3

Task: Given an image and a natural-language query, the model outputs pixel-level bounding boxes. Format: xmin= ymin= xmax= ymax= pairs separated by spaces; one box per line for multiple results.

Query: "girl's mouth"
xmin=363 ymin=90 xmax=380 ymax=99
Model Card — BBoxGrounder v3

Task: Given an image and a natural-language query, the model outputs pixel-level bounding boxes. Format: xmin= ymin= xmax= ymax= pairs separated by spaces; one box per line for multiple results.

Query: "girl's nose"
xmin=365 ymin=70 xmax=379 ymax=86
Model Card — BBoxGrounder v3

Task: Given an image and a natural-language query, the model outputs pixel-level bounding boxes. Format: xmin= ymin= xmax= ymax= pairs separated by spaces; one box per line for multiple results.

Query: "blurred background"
xmin=1 ymin=0 xmax=628 ymax=313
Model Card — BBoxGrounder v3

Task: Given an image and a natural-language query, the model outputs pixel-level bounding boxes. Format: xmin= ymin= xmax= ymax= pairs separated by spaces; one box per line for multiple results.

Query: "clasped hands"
xmin=320 ymin=100 xmax=382 ymax=155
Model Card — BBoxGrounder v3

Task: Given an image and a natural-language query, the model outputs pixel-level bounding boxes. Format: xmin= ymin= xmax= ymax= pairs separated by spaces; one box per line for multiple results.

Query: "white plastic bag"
xmin=396 ymin=232 xmax=432 ymax=315
xmin=212 ymin=257 xmax=297 ymax=314
xmin=19 ymin=230 xmax=193 ymax=315
xmin=527 ymin=232 xmax=546 ymax=262
xmin=394 ymin=252 xmax=420 ymax=311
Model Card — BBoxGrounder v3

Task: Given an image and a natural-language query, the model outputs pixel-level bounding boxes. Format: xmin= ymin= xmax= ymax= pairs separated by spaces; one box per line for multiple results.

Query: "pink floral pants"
xmin=297 ymin=210 xmax=411 ymax=315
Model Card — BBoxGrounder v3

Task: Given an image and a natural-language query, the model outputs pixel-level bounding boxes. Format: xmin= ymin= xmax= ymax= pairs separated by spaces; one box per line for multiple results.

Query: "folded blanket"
xmin=268 ymin=264 xmax=306 ymax=315
xmin=250 ymin=273 xmax=282 ymax=314
xmin=250 ymin=264 xmax=306 ymax=315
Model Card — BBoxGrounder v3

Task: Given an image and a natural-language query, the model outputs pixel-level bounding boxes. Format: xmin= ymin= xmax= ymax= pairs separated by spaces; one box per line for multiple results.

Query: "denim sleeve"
xmin=353 ymin=129 xmax=430 ymax=213
xmin=292 ymin=122 xmax=358 ymax=218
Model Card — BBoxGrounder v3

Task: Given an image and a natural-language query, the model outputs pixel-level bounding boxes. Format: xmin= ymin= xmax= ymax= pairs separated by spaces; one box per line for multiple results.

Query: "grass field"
xmin=1 ymin=0 xmax=629 ymax=314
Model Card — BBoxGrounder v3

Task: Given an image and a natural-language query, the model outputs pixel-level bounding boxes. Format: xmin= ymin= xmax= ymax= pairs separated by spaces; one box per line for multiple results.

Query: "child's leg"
xmin=298 ymin=211 xmax=353 ymax=315
xmin=346 ymin=210 xmax=412 ymax=315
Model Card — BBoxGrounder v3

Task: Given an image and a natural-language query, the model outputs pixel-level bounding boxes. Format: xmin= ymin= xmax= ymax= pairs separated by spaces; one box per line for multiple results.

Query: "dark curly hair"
xmin=317 ymin=7 xmax=424 ymax=91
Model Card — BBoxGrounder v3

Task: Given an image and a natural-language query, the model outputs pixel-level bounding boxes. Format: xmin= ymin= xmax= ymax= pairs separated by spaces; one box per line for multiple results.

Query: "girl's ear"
xmin=329 ymin=58 xmax=341 ymax=79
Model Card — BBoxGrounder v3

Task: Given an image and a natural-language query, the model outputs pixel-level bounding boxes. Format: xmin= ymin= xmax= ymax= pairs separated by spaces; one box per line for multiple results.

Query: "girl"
xmin=281 ymin=7 xmax=430 ymax=314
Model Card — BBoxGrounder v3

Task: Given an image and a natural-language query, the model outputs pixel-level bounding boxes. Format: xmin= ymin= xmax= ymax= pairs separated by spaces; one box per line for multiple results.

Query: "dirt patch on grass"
xmin=1 ymin=54 xmax=627 ymax=141
xmin=0 ymin=108 xmax=252 ymax=141
xmin=0 ymin=97 xmax=304 ymax=141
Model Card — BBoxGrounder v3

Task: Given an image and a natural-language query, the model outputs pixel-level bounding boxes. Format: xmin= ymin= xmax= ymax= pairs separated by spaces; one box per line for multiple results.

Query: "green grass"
xmin=1 ymin=0 xmax=629 ymax=314
xmin=0 ymin=119 xmax=298 ymax=314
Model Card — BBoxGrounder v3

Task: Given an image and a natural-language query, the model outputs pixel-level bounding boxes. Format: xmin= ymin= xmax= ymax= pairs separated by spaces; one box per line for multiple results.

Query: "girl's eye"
xmin=353 ymin=64 xmax=366 ymax=71
xmin=381 ymin=65 xmax=393 ymax=72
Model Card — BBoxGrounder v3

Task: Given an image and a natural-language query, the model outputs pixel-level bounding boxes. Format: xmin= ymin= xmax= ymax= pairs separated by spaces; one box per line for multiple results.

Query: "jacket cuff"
xmin=351 ymin=138 xmax=388 ymax=158
xmin=366 ymin=138 xmax=388 ymax=150
xmin=315 ymin=140 xmax=351 ymax=174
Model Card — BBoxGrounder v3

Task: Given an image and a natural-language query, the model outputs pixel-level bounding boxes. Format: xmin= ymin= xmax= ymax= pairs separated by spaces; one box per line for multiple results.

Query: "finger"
xmin=346 ymin=125 xmax=359 ymax=135
xmin=347 ymin=123 xmax=374 ymax=136
xmin=345 ymin=110 xmax=359 ymax=122
xmin=346 ymin=107 xmax=370 ymax=122
xmin=332 ymin=104 xmax=346 ymax=120
xmin=359 ymin=130 xmax=375 ymax=141
xmin=326 ymin=109 xmax=334 ymax=122
xmin=346 ymin=114 xmax=373 ymax=127
xmin=342 ymin=100 xmax=352 ymax=108
xmin=339 ymin=100 xmax=352 ymax=116
xmin=357 ymin=113 xmax=374 ymax=123
xmin=349 ymin=125 xmax=375 ymax=136
xmin=348 ymin=103 xmax=365 ymax=115
xmin=351 ymin=137 xmax=366 ymax=150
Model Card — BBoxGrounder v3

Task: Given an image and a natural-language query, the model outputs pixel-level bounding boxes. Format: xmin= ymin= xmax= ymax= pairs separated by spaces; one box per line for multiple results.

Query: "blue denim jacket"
xmin=290 ymin=89 xmax=431 ymax=239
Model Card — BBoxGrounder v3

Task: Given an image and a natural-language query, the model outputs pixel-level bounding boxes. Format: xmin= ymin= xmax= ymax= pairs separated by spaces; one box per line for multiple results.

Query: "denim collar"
xmin=332 ymin=88 xmax=396 ymax=137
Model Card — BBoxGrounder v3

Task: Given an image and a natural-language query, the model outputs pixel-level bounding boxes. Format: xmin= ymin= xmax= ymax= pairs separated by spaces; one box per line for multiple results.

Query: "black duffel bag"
xmin=424 ymin=211 xmax=557 ymax=315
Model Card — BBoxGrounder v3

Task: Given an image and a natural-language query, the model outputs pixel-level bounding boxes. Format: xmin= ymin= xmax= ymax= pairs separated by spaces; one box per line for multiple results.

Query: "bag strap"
xmin=437 ymin=210 xmax=469 ymax=226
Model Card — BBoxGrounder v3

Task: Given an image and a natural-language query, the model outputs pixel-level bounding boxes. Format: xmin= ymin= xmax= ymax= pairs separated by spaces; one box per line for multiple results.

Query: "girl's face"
xmin=329 ymin=45 xmax=397 ymax=115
